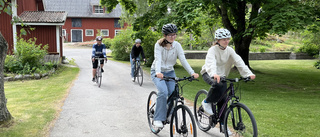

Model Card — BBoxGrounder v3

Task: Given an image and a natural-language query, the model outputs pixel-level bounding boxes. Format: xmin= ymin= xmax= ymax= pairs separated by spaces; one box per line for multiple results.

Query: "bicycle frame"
xmin=134 ymin=59 xmax=141 ymax=76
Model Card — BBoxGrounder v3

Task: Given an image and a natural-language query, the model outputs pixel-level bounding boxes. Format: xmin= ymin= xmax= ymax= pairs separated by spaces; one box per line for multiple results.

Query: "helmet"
xmin=215 ymin=28 xmax=231 ymax=40
xmin=162 ymin=23 xmax=178 ymax=35
xmin=96 ymin=36 xmax=103 ymax=41
xmin=135 ymin=39 xmax=141 ymax=43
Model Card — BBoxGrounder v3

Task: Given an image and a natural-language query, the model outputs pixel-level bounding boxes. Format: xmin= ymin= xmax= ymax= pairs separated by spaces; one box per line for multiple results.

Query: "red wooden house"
xmin=45 ymin=0 xmax=123 ymax=42
xmin=0 ymin=0 xmax=67 ymax=57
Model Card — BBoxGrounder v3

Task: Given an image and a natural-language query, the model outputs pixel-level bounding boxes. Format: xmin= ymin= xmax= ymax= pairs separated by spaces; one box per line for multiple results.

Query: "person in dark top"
xmin=92 ymin=36 xmax=107 ymax=82
xmin=130 ymin=39 xmax=146 ymax=81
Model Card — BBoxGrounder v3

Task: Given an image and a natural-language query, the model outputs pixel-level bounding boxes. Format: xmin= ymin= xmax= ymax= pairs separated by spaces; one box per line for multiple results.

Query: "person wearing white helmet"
xmin=150 ymin=23 xmax=199 ymax=128
xmin=130 ymin=39 xmax=146 ymax=81
xmin=200 ymin=28 xmax=256 ymax=135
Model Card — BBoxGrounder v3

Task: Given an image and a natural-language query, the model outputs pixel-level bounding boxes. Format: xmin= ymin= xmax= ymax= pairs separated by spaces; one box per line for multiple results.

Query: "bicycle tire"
xmin=170 ymin=105 xmax=197 ymax=137
xmin=223 ymin=102 xmax=258 ymax=137
xmin=97 ymin=66 xmax=102 ymax=87
xmin=137 ymin=67 xmax=143 ymax=86
xmin=96 ymin=66 xmax=100 ymax=84
xmin=147 ymin=91 xmax=161 ymax=134
xmin=194 ymin=89 xmax=211 ymax=132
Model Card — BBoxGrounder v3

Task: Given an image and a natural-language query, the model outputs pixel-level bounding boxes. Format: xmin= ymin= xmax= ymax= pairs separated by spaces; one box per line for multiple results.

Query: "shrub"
xmin=314 ymin=60 xmax=320 ymax=69
xmin=4 ymin=55 xmax=23 ymax=73
xmin=102 ymin=38 xmax=112 ymax=49
xmin=111 ymin=27 xmax=134 ymax=61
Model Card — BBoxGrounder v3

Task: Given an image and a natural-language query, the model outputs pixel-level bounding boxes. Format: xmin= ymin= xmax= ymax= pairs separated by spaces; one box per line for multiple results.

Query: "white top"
xmin=151 ymin=40 xmax=195 ymax=75
xmin=200 ymin=45 xmax=253 ymax=77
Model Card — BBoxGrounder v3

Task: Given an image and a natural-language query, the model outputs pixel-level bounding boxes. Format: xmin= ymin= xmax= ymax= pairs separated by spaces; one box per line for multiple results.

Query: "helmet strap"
xmin=216 ymin=42 xmax=226 ymax=50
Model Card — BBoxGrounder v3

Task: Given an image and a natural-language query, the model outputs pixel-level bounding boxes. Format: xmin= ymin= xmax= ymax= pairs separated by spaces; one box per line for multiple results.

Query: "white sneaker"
xmin=202 ymin=100 xmax=214 ymax=115
xmin=131 ymin=77 xmax=134 ymax=82
xmin=221 ymin=124 xmax=233 ymax=135
xmin=154 ymin=120 xmax=163 ymax=128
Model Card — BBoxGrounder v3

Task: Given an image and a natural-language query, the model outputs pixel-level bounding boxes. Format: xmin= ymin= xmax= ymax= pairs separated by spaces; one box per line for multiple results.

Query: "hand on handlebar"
xmin=156 ymin=73 xmax=164 ymax=79
xmin=213 ymin=74 xmax=221 ymax=83
xmin=191 ymin=73 xmax=199 ymax=79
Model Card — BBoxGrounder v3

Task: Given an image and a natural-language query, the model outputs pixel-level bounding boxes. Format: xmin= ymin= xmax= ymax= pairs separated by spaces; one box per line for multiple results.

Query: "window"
xmin=114 ymin=19 xmax=121 ymax=28
xmin=115 ymin=30 xmax=122 ymax=36
xmin=72 ymin=18 xmax=82 ymax=27
xmin=62 ymin=29 xmax=66 ymax=36
xmin=94 ymin=5 xmax=104 ymax=13
xmin=101 ymin=29 xmax=109 ymax=36
xmin=86 ymin=29 xmax=94 ymax=36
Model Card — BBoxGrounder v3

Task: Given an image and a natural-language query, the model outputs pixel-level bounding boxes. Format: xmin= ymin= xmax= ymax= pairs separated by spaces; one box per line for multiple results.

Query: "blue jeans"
xmin=151 ymin=70 xmax=176 ymax=121
xmin=130 ymin=54 xmax=140 ymax=78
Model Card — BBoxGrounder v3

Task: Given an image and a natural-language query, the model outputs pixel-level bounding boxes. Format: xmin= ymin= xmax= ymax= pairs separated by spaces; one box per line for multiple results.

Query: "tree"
xmin=0 ymin=0 xmax=13 ymax=124
xmin=101 ymin=0 xmax=319 ymax=68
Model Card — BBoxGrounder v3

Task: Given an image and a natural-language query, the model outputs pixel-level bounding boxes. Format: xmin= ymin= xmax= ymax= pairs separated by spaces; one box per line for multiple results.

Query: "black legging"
xmin=202 ymin=72 xmax=227 ymax=123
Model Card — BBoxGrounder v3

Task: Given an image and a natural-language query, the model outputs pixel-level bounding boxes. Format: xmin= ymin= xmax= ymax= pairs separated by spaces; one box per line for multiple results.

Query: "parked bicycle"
xmin=147 ymin=76 xmax=198 ymax=137
xmin=93 ymin=57 xmax=105 ymax=88
xmin=194 ymin=77 xmax=258 ymax=137
xmin=133 ymin=58 xmax=144 ymax=86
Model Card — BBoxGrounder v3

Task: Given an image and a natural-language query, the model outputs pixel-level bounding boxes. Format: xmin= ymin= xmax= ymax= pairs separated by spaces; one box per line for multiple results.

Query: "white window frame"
xmin=101 ymin=29 xmax=109 ymax=36
xmin=85 ymin=29 xmax=94 ymax=36
xmin=62 ymin=29 xmax=66 ymax=36
xmin=94 ymin=5 xmax=104 ymax=13
xmin=115 ymin=29 xmax=122 ymax=36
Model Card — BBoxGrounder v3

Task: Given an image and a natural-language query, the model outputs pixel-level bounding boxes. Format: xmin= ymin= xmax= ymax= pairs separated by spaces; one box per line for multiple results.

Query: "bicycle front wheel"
xmin=170 ymin=105 xmax=197 ymax=137
xmin=223 ymin=102 xmax=258 ymax=137
xmin=194 ymin=89 xmax=211 ymax=132
xmin=137 ymin=67 xmax=143 ymax=86
xmin=97 ymin=66 xmax=102 ymax=87
xmin=147 ymin=91 xmax=161 ymax=134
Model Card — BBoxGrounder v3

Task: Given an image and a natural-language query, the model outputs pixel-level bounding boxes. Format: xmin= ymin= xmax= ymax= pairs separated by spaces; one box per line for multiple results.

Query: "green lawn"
xmin=174 ymin=59 xmax=320 ymax=137
xmin=0 ymin=66 xmax=79 ymax=137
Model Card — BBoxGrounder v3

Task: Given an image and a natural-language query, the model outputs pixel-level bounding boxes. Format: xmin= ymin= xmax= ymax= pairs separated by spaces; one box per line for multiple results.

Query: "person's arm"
xmin=154 ymin=42 xmax=163 ymax=78
xmin=102 ymin=44 xmax=107 ymax=61
xmin=229 ymin=48 xmax=254 ymax=77
xmin=92 ymin=44 xmax=96 ymax=61
xmin=131 ymin=45 xmax=136 ymax=59
xmin=204 ymin=47 xmax=217 ymax=78
xmin=140 ymin=46 xmax=146 ymax=59
xmin=176 ymin=43 xmax=195 ymax=75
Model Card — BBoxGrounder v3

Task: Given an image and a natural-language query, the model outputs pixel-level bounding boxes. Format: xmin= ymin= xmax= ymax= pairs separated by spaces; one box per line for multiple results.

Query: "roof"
xmin=19 ymin=11 xmax=67 ymax=23
xmin=44 ymin=0 xmax=122 ymax=18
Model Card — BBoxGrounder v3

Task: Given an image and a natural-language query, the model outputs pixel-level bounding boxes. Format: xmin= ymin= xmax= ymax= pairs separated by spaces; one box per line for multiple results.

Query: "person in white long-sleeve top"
xmin=150 ymin=23 xmax=199 ymax=128
xmin=200 ymin=28 xmax=256 ymax=135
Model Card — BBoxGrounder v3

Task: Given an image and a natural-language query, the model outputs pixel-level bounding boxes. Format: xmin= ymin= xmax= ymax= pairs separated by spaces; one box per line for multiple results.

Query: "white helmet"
xmin=215 ymin=28 xmax=231 ymax=40
xmin=135 ymin=39 xmax=141 ymax=43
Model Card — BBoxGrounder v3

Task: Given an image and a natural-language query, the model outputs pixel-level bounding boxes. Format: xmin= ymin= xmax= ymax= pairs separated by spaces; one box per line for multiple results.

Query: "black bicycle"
xmin=147 ymin=76 xmax=198 ymax=137
xmin=194 ymin=77 xmax=258 ymax=137
xmin=94 ymin=57 xmax=105 ymax=88
xmin=133 ymin=59 xmax=143 ymax=86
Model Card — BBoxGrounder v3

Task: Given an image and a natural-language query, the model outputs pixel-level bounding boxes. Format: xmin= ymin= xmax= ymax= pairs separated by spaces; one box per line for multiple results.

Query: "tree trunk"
xmin=0 ymin=32 xmax=12 ymax=124
xmin=233 ymin=33 xmax=253 ymax=69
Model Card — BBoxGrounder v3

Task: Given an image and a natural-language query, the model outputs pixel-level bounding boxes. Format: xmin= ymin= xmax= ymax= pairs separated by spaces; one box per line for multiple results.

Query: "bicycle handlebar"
xmin=155 ymin=75 xmax=198 ymax=82
xmin=220 ymin=76 xmax=251 ymax=83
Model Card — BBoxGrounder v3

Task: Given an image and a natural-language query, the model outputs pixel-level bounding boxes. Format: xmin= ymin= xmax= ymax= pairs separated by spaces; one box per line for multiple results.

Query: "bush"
xmin=110 ymin=27 xmax=134 ymax=61
xmin=314 ymin=60 xmax=320 ymax=69
xmin=102 ymin=38 xmax=112 ymax=49
xmin=4 ymin=37 xmax=52 ymax=74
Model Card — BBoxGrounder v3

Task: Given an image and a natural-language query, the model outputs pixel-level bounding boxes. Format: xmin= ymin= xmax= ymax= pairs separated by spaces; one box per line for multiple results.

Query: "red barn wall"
xmin=63 ymin=18 xmax=121 ymax=42
xmin=17 ymin=25 xmax=57 ymax=53
xmin=0 ymin=11 xmax=14 ymax=54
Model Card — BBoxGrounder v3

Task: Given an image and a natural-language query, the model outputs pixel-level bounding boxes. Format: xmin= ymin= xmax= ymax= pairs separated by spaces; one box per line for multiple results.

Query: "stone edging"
xmin=2 ymin=69 xmax=56 ymax=82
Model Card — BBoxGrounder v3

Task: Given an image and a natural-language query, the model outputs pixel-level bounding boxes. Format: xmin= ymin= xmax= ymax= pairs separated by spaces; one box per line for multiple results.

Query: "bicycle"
xmin=133 ymin=58 xmax=143 ymax=86
xmin=194 ymin=77 xmax=258 ymax=137
xmin=94 ymin=57 xmax=105 ymax=88
xmin=147 ymin=76 xmax=198 ymax=137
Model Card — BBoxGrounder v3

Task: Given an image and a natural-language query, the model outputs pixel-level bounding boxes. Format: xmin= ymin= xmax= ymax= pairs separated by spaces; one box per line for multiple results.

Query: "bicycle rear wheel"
xmin=170 ymin=105 xmax=197 ymax=137
xmin=223 ymin=102 xmax=258 ymax=137
xmin=137 ymin=67 xmax=143 ymax=86
xmin=194 ymin=89 xmax=211 ymax=132
xmin=147 ymin=91 xmax=161 ymax=134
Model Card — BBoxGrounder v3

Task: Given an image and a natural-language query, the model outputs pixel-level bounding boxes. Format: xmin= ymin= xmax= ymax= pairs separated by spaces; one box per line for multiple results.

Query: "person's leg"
xmin=130 ymin=54 xmax=135 ymax=78
xmin=151 ymin=70 xmax=169 ymax=122
xmin=163 ymin=71 xmax=176 ymax=96
xmin=92 ymin=59 xmax=98 ymax=81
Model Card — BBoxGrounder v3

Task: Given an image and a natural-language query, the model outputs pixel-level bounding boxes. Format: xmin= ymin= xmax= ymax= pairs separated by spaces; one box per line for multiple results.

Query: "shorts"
xmin=92 ymin=55 xmax=105 ymax=69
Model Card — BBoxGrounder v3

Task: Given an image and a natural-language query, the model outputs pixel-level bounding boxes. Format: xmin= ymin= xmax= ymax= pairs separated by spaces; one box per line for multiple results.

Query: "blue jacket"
xmin=92 ymin=43 xmax=107 ymax=58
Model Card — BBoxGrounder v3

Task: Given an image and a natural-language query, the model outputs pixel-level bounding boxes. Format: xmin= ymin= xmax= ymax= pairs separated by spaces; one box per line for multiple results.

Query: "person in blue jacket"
xmin=91 ymin=36 xmax=107 ymax=82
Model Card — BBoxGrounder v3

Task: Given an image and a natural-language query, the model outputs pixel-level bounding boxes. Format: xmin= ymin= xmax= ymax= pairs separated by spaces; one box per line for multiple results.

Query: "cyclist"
xmin=92 ymin=36 xmax=107 ymax=82
xmin=130 ymin=38 xmax=146 ymax=81
xmin=150 ymin=23 xmax=199 ymax=128
xmin=200 ymin=28 xmax=256 ymax=134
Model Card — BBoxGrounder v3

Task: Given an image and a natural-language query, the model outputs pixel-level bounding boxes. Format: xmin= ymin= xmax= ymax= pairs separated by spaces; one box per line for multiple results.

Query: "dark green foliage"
xmin=102 ymin=38 xmax=112 ymax=49
xmin=314 ymin=60 xmax=320 ymax=69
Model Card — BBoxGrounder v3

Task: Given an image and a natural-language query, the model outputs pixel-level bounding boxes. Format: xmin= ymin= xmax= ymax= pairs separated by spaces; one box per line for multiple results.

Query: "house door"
xmin=71 ymin=29 xmax=83 ymax=42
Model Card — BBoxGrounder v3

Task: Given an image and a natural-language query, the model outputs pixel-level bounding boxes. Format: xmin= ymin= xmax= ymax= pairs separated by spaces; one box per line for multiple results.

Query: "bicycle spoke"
xmin=171 ymin=105 xmax=197 ymax=137
xmin=147 ymin=91 xmax=160 ymax=134
xmin=194 ymin=89 xmax=211 ymax=132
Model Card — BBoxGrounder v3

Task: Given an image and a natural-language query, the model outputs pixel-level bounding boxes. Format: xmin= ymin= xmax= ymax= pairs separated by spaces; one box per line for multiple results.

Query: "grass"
xmin=173 ymin=59 xmax=320 ymax=137
xmin=0 ymin=66 xmax=79 ymax=137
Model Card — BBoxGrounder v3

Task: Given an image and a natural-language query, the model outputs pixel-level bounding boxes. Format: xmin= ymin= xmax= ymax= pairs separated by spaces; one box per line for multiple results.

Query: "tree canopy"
xmin=101 ymin=0 xmax=319 ymax=68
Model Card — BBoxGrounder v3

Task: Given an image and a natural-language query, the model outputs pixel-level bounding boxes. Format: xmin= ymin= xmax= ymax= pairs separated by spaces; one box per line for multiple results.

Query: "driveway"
xmin=49 ymin=44 xmax=223 ymax=137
